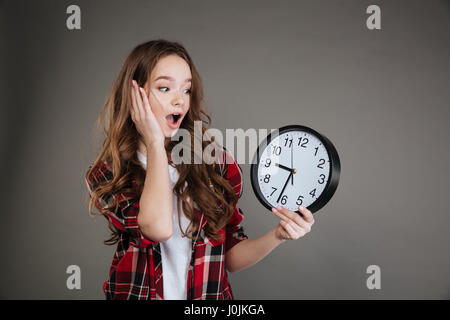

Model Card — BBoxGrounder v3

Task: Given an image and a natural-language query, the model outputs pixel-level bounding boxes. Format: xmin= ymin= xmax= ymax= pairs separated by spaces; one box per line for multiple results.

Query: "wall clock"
xmin=250 ymin=125 xmax=340 ymax=214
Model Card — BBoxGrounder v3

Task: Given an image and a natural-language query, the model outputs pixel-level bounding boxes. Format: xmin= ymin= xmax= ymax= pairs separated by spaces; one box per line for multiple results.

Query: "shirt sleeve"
xmin=222 ymin=151 xmax=249 ymax=254
xmin=85 ymin=164 xmax=157 ymax=248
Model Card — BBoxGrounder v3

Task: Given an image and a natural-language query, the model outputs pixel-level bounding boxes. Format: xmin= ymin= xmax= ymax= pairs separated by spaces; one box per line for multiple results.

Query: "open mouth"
xmin=165 ymin=113 xmax=183 ymax=128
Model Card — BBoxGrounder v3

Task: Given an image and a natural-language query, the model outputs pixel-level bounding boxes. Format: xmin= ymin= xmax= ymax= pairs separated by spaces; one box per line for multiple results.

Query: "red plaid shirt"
xmin=85 ymin=151 xmax=248 ymax=300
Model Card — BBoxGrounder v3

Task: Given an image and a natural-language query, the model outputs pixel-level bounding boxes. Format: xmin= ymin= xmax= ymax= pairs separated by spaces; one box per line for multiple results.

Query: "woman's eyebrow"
xmin=154 ymin=75 xmax=192 ymax=83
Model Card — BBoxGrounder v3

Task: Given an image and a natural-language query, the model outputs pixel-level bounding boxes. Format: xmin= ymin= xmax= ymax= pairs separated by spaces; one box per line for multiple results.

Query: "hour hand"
xmin=275 ymin=163 xmax=293 ymax=172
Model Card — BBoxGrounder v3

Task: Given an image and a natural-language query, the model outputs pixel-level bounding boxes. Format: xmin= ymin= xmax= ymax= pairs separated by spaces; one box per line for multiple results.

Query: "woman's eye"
xmin=158 ymin=86 xmax=191 ymax=94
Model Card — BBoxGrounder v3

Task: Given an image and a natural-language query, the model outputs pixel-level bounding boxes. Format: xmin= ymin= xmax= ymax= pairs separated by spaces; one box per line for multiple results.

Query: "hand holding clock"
xmin=228 ymin=125 xmax=338 ymax=271
xmin=271 ymin=205 xmax=314 ymax=241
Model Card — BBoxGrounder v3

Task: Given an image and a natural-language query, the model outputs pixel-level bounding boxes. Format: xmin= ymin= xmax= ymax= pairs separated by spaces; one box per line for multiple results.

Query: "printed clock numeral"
xmin=298 ymin=137 xmax=309 ymax=148
xmin=270 ymin=187 xmax=277 ymax=196
xmin=318 ymin=174 xmax=326 ymax=184
xmin=317 ymin=158 xmax=325 ymax=169
xmin=272 ymin=145 xmax=282 ymax=155
xmin=284 ymin=137 xmax=293 ymax=147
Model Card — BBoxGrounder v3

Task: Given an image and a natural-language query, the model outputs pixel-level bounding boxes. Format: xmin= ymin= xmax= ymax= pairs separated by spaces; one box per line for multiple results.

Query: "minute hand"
xmin=276 ymin=171 xmax=293 ymax=204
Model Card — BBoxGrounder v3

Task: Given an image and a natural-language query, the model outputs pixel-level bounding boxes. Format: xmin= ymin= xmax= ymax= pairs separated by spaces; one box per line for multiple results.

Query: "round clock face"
xmin=251 ymin=125 xmax=340 ymax=214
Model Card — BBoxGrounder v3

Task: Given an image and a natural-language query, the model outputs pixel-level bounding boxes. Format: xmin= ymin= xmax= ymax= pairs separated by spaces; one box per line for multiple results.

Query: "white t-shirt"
xmin=136 ymin=150 xmax=192 ymax=300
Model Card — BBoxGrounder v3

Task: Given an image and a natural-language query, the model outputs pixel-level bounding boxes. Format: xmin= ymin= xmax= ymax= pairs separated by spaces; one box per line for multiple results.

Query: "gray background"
xmin=1 ymin=0 xmax=449 ymax=299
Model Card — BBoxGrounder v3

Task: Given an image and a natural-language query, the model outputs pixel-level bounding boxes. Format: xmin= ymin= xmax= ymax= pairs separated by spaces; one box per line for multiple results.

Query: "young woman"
xmin=85 ymin=39 xmax=315 ymax=300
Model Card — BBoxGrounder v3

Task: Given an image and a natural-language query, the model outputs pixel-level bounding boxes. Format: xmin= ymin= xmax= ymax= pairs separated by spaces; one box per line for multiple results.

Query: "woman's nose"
xmin=171 ymin=92 xmax=185 ymax=107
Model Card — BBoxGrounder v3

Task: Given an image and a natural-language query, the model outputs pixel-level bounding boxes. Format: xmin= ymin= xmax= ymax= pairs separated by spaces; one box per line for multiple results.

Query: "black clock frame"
xmin=250 ymin=124 xmax=341 ymax=214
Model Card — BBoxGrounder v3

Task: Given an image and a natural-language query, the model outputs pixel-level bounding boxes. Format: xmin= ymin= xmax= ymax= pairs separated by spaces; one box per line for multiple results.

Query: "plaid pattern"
xmin=85 ymin=150 xmax=248 ymax=300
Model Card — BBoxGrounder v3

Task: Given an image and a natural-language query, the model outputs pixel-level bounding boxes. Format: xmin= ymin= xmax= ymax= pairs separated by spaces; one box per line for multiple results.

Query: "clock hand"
xmin=275 ymin=163 xmax=293 ymax=172
xmin=276 ymin=171 xmax=293 ymax=204
xmin=291 ymin=139 xmax=294 ymax=186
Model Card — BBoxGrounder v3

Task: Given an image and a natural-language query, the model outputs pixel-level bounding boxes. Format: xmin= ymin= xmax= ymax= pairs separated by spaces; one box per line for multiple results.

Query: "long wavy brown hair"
xmin=86 ymin=39 xmax=238 ymax=245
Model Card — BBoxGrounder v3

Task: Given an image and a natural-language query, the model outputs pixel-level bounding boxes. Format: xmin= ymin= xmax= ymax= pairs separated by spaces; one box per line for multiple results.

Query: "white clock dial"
xmin=257 ymin=131 xmax=330 ymax=212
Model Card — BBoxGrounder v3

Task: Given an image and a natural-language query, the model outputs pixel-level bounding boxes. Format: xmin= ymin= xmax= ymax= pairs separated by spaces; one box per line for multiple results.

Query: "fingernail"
xmin=276 ymin=206 xmax=281 ymax=210
xmin=299 ymin=205 xmax=304 ymax=210
xmin=271 ymin=207 xmax=277 ymax=212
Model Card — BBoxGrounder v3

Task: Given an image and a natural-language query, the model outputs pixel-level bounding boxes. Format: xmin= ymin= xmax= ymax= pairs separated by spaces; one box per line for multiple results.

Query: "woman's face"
xmin=145 ymin=54 xmax=192 ymax=141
